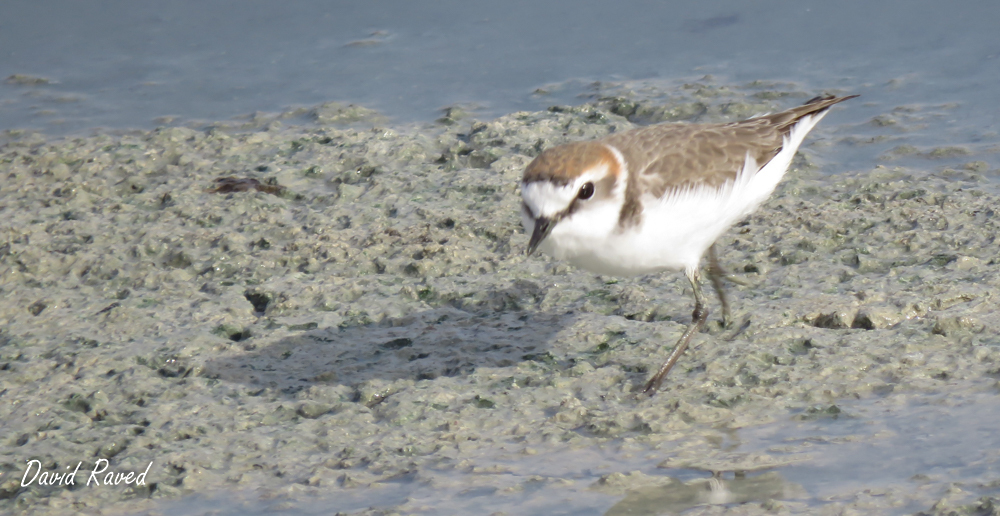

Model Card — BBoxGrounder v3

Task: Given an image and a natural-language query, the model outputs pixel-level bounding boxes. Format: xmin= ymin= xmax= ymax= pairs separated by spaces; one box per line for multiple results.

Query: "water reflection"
xmin=605 ymin=471 xmax=805 ymax=515
xmin=132 ymin=386 xmax=1000 ymax=515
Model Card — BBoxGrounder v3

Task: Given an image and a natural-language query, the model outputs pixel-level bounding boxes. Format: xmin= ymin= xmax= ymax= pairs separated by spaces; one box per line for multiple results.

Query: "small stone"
xmin=852 ymin=306 xmax=902 ymax=329
xmin=932 ymin=316 xmax=985 ymax=336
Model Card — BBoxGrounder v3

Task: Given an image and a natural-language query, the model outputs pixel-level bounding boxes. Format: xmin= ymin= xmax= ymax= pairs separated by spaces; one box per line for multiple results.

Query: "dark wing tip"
xmin=765 ymin=94 xmax=859 ymax=133
xmin=803 ymin=93 xmax=860 ymax=107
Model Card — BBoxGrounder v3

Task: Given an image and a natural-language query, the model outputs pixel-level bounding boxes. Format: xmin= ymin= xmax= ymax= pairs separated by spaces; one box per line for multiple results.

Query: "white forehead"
xmin=521 ymin=180 xmax=576 ymax=219
xmin=520 ymin=163 xmax=614 ymax=219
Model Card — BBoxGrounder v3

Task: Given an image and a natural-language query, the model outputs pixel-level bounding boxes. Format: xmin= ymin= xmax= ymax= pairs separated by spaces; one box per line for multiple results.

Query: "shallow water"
xmin=743 ymin=386 xmax=1000 ymax=513
xmin=137 ymin=384 xmax=1000 ymax=515
xmin=3 ymin=1 xmax=999 ymax=147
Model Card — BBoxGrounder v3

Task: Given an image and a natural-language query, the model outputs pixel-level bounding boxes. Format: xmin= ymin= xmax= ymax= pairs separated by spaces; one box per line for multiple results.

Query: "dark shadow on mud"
xmin=201 ymin=306 xmax=573 ymax=400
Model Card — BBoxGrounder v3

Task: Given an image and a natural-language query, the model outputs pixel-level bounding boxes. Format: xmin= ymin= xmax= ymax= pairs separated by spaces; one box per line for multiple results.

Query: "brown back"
xmin=604 ymin=94 xmax=857 ymax=200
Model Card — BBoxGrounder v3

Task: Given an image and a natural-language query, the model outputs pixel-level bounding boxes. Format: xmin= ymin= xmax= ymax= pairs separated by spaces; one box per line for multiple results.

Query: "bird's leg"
xmin=707 ymin=244 xmax=732 ymax=329
xmin=643 ymin=268 xmax=708 ymax=394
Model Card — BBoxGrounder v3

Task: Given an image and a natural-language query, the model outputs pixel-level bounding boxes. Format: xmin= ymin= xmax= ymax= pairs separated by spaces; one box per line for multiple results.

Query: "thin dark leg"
xmin=643 ymin=268 xmax=709 ymax=394
xmin=707 ymin=244 xmax=732 ymax=329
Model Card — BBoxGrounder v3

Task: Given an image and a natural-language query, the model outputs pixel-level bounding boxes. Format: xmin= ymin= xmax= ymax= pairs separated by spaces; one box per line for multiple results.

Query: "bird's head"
xmin=519 ymin=141 xmax=626 ymax=256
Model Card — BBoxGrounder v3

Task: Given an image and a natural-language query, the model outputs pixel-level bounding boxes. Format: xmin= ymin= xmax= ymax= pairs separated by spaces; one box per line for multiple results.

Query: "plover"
xmin=520 ymin=94 xmax=857 ymax=394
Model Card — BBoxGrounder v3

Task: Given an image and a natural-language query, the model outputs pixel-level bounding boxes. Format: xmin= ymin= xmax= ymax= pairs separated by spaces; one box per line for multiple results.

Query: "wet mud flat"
xmin=2 ymin=83 xmax=1000 ymax=515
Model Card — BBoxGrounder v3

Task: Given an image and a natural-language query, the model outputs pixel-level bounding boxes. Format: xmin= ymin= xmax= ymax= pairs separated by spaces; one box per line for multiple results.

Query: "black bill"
xmin=526 ymin=216 xmax=554 ymax=256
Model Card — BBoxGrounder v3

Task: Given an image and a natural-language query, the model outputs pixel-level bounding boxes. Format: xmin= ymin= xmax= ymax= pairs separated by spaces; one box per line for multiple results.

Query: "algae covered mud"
xmin=2 ymin=82 xmax=1000 ymax=515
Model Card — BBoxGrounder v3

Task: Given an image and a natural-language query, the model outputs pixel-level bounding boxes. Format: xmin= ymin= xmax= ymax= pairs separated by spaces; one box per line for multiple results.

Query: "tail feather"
xmin=767 ymin=94 xmax=859 ymax=134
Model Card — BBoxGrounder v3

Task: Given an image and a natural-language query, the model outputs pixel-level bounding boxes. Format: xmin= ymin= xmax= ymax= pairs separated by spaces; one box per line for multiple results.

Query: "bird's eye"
xmin=578 ymin=182 xmax=595 ymax=200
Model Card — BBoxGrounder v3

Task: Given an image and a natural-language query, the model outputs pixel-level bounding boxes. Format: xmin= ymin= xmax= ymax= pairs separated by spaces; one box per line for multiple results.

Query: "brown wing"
xmin=604 ymin=122 xmax=782 ymax=200
xmin=605 ymin=94 xmax=857 ymax=200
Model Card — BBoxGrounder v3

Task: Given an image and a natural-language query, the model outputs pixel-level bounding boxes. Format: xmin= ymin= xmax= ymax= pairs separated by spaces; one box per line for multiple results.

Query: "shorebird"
xmin=520 ymin=94 xmax=857 ymax=393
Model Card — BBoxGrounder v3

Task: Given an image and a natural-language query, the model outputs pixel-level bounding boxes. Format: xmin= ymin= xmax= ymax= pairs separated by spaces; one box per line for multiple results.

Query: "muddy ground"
xmin=2 ymin=82 xmax=999 ymax=515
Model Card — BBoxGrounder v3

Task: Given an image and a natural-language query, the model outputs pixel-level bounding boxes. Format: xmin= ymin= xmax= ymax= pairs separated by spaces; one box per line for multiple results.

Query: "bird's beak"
xmin=526 ymin=216 xmax=554 ymax=256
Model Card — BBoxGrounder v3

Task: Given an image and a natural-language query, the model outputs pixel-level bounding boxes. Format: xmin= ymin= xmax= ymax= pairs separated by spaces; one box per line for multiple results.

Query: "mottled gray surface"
xmin=2 ymin=85 xmax=1000 ymax=515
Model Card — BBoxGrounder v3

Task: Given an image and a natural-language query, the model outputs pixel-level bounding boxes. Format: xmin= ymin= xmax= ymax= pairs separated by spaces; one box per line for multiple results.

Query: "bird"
xmin=520 ymin=94 xmax=857 ymax=394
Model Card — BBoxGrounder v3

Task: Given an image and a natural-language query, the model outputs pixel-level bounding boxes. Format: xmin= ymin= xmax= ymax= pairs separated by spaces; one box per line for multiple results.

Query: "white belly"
xmin=536 ymin=193 xmax=739 ymax=276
